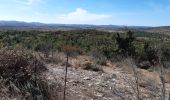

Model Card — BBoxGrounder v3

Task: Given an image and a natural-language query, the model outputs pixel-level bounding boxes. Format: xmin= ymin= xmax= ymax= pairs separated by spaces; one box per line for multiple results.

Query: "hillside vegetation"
xmin=1 ymin=29 xmax=170 ymax=100
xmin=0 ymin=29 xmax=170 ymax=64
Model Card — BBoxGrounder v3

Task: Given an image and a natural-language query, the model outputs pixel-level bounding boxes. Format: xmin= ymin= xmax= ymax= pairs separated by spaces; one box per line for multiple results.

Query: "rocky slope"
xmin=43 ymin=56 xmax=170 ymax=100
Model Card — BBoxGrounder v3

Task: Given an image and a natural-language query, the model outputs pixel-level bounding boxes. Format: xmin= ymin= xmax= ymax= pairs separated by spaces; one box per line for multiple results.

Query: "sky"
xmin=0 ymin=0 xmax=170 ymax=26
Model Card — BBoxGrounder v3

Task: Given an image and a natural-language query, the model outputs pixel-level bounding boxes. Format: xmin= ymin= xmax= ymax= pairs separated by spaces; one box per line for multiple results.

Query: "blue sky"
xmin=0 ymin=0 xmax=170 ymax=26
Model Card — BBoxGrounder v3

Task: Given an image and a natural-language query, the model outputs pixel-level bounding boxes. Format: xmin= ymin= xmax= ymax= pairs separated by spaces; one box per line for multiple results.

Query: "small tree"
xmin=63 ymin=44 xmax=77 ymax=100
xmin=115 ymin=30 xmax=135 ymax=57
xmin=144 ymin=43 xmax=158 ymax=65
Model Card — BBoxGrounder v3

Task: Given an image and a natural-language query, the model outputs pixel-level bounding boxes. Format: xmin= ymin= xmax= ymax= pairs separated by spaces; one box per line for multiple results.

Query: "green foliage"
xmin=134 ymin=31 xmax=167 ymax=38
xmin=0 ymin=29 xmax=170 ymax=63
xmin=160 ymin=43 xmax=170 ymax=61
xmin=115 ymin=31 xmax=135 ymax=56
xmin=143 ymin=43 xmax=158 ymax=65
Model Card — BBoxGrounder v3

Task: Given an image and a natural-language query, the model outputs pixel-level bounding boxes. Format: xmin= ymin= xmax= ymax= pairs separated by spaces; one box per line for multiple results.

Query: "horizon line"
xmin=0 ymin=20 xmax=169 ymax=27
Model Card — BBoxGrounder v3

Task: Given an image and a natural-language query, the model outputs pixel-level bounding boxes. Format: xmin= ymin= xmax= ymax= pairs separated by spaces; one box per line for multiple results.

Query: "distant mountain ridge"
xmin=0 ymin=21 xmax=46 ymax=27
xmin=0 ymin=21 xmax=149 ymax=30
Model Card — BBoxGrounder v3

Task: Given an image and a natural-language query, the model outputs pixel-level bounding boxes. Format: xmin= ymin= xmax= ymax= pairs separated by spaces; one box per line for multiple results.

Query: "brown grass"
xmin=0 ymin=48 xmax=64 ymax=100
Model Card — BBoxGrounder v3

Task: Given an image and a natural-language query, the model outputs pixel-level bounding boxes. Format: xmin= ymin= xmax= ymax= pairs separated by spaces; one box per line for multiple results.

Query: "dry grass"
xmin=0 ymin=48 xmax=63 ymax=100
xmin=165 ymin=71 xmax=170 ymax=83
xmin=0 ymin=49 xmax=46 ymax=82
xmin=118 ymin=58 xmax=164 ymax=99
xmin=119 ymin=58 xmax=135 ymax=74
xmin=139 ymin=69 xmax=160 ymax=84
xmin=51 ymin=51 xmax=66 ymax=65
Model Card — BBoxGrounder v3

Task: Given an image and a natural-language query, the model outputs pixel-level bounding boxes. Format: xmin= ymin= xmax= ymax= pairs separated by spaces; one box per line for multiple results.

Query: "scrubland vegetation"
xmin=0 ymin=29 xmax=170 ymax=64
xmin=0 ymin=29 xmax=170 ymax=100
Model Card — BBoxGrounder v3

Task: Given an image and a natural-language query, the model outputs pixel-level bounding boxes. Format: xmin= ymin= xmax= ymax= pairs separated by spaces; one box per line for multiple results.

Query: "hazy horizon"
xmin=0 ymin=20 xmax=161 ymax=27
xmin=0 ymin=0 xmax=170 ymax=26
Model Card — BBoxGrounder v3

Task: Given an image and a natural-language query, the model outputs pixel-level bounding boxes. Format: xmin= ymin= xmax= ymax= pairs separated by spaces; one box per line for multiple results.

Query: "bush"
xmin=90 ymin=48 xmax=107 ymax=66
xmin=0 ymin=49 xmax=46 ymax=83
xmin=0 ymin=49 xmax=51 ymax=99
xmin=62 ymin=44 xmax=82 ymax=57
xmin=0 ymin=77 xmax=63 ymax=100
xmin=115 ymin=31 xmax=135 ymax=57
xmin=82 ymin=61 xmax=103 ymax=72
xmin=144 ymin=43 xmax=158 ymax=65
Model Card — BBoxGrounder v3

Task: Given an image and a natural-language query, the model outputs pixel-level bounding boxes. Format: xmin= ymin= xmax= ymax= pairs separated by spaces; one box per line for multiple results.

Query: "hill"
xmin=0 ymin=21 xmax=149 ymax=31
xmin=141 ymin=26 xmax=170 ymax=35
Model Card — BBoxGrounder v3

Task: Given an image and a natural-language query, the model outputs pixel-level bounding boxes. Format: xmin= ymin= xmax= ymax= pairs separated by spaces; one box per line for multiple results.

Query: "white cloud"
xmin=55 ymin=8 xmax=111 ymax=24
xmin=0 ymin=6 xmax=111 ymax=25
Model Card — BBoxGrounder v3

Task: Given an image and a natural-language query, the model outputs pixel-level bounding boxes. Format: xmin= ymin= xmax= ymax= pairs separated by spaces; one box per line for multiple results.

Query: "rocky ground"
xmin=43 ymin=56 xmax=170 ymax=100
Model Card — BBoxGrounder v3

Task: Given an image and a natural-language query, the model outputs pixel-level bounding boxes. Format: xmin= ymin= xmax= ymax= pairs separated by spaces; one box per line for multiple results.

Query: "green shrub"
xmin=115 ymin=31 xmax=135 ymax=57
